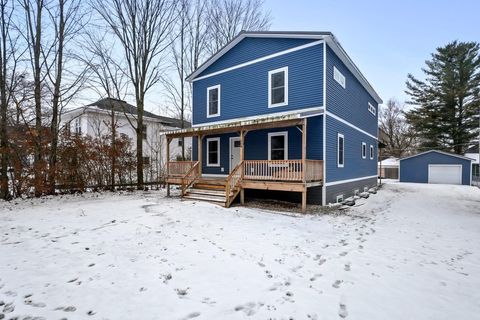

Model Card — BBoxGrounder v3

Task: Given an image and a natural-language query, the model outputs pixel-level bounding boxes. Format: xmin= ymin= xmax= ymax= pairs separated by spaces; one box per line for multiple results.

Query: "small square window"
xmin=336 ymin=195 xmax=344 ymax=203
xmin=143 ymin=156 xmax=150 ymax=165
xmin=333 ymin=66 xmax=346 ymax=88
xmin=234 ymin=140 xmax=241 ymax=148
xmin=368 ymin=102 xmax=376 ymax=116
xmin=178 ymin=139 xmax=183 ymax=147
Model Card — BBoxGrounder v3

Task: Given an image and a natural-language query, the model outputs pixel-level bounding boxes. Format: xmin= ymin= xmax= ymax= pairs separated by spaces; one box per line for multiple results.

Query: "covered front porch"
xmin=164 ymin=115 xmax=323 ymax=212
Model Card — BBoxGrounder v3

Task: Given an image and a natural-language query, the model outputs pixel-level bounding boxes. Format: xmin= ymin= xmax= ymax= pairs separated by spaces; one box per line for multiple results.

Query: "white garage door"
xmin=428 ymin=164 xmax=462 ymax=185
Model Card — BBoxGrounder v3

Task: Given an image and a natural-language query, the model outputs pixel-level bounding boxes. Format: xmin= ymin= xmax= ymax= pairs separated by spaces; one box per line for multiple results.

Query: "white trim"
xmin=268 ymin=131 xmax=288 ymax=160
xmin=229 ymin=137 xmax=241 ymax=172
xmin=268 ymin=66 xmax=289 ymax=108
xmin=368 ymin=102 xmax=376 ymax=116
xmin=322 ymin=41 xmax=327 ymax=206
xmin=362 ymin=142 xmax=366 ymax=159
xmin=399 ymin=150 xmax=474 ymax=162
xmin=192 ymin=40 xmax=324 ymax=82
xmin=192 ymin=106 xmax=324 ymax=127
xmin=206 ymin=85 xmax=221 ymax=118
xmin=325 ymin=175 xmax=378 ymax=187
xmin=370 ymin=145 xmax=374 ymax=160
xmin=337 ymin=133 xmax=344 ymax=168
xmin=333 ymin=66 xmax=346 ymax=88
xmin=206 ymin=137 xmax=220 ymax=167
xmin=326 ymin=111 xmax=378 ymax=140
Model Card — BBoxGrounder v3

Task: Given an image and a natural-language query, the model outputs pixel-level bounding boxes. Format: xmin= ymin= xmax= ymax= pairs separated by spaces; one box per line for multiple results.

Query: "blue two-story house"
xmin=165 ymin=31 xmax=382 ymax=212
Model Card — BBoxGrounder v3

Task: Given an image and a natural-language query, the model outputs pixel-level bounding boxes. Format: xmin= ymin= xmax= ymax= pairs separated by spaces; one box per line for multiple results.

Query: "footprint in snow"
xmin=339 ymin=303 xmax=348 ymax=318
xmin=339 ymin=252 xmax=348 ymax=257
xmin=234 ymin=302 xmax=259 ymax=316
xmin=332 ymin=280 xmax=343 ymax=289
xmin=3 ymin=302 xmax=14 ymax=313
xmin=24 ymin=299 xmax=46 ymax=308
xmin=181 ymin=311 xmax=201 ymax=319
xmin=55 ymin=306 xmax=76 ymax=312
xmin=344 ymin=264 xmax=351 ymax=271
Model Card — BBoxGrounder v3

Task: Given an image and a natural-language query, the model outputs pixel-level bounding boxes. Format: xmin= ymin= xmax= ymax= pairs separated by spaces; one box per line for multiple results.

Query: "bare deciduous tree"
xmin=206 ymin=0 xmax=271 ymax=55
xmin=93 ymin=0 xmax=179 ymax=189
xmin=379 ymin=99 xmax=416 ymax=158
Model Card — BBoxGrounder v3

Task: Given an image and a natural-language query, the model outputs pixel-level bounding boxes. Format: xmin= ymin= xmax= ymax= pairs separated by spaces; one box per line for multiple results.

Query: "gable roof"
xmin=186 ymin=31 xmax=382 ymax=104
xmin=465 ymin=144 xmax=479 ymax=154
xmin=399 ymin=150 xmax=474 ymax=162
xmin=85 ymin=98 xmax=190 ymax=129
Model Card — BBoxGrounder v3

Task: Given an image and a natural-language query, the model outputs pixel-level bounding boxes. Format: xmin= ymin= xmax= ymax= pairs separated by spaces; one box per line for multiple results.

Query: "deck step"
xmin=188 ymin=188 xmax=226 ymax=197
xmin=192 ymin=183 xmax=226 ymax=190
xmin=183 ymin=193 xmax=226 ymax=204
xmin=195 ymin=178 xmax=227 ymax=186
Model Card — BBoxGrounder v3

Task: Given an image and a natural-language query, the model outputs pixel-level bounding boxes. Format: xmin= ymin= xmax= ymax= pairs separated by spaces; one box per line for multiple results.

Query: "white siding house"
xmin=60 ymin=98 xmax=191 ymax=181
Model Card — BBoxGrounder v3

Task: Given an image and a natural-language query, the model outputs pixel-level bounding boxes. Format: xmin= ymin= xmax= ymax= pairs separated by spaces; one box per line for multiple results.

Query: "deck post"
xmin=198 ymin=135 xmax=203 ymax=176
xmin=166 ymin=137 xmax=171 ymax=197
xmin=240 ymin=130 xmax=245 ymax=204
xmin=301 ymin=118 xmax=307 ymax=213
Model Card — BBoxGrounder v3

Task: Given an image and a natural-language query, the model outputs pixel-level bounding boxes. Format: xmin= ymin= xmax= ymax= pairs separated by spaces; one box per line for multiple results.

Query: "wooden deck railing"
xmin=243 ymin=160 xmax=323 ymax=182
xmin=225 ymin=161 xmax=243 ymax=207
xmin=181 ymin=161 xmax=200 ymax=196
xmin=167 ymin=161 xmax=196 ymax=177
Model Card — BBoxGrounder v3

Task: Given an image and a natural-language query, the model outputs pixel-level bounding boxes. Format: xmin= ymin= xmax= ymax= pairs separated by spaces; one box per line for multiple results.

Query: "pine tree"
xmin=405 ymin=41 xmax=480 ymax=154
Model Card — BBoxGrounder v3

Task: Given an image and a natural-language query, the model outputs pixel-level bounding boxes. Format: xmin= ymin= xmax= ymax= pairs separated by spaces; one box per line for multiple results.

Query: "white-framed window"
xmin=336 ymin=194 xmax=344 ymax=203
xmin=362 ymin=142 xmax=366 ymax=159
xmin=74 ymin=118 xmax=82 ymax=135
xmin=337 ymin=133 xmax=344 ymax=168
xmin=368 ymin=102 xmax=376 ymax=116
xmin=207 ymin=85 xmax=221 ymax=118
xmin=268 ymin=67 xmax=288 ymax=108
xmin=206 ymin=137 xmax=220 ymax=167
xmin=268 ymin=131 xmax=288 ymax=160
xmin=370 ymin=145 xmax=374 ymax=160
xmin=333 ymin=66 xmax=346 ymax=88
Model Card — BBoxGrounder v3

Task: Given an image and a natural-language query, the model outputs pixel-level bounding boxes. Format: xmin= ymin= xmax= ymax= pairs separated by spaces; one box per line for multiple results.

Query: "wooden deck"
xmin=166 ymin=159 xmax=323 ymax=212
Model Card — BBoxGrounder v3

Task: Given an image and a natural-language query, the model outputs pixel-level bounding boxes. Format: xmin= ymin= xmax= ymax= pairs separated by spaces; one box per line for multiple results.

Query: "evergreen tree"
xmin=405 ymin=41 xmax=480 ymax=154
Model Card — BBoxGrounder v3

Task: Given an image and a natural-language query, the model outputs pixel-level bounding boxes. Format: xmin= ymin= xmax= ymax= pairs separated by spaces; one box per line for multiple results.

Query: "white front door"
xmin=230 ymin=137 xmax=241 ymax=172
xmin=428 ymin=164 xmax=462 ymax=185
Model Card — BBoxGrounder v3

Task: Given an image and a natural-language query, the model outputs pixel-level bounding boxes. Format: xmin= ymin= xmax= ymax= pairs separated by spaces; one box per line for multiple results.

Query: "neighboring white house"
xmin=60 ymin=98 xmax=191 ymax=181
xmin=378 ymin=157 xmax=399 ymax=179
xmin=465 ymin=145 xmax=479 ymax=181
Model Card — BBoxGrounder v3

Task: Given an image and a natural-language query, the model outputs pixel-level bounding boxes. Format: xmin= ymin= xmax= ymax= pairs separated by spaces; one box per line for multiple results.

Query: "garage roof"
xmin=399 ymin=150 xmax=474 ymax=162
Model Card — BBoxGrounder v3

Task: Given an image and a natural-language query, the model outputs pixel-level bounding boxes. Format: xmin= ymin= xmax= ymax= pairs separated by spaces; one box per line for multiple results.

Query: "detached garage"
xmin=399 ymin=150 xmax=472 ymax=185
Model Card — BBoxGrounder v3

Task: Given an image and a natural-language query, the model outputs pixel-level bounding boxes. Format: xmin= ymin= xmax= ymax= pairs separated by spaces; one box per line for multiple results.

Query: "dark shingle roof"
xmin=87 ymin=98 xmax=190 ymax=129
xmin=465 ymin=144 xmax=479 ymax=153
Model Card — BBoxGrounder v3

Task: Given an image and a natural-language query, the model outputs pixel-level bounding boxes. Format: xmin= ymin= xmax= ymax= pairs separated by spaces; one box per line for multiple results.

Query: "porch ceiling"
xmin=163 ymin=113 xmax=313 ymax=138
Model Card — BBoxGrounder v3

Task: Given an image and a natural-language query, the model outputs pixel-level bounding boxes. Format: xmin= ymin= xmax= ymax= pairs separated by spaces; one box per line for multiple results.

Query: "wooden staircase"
xmin=183 ymin=178 xmax=229 ymax=205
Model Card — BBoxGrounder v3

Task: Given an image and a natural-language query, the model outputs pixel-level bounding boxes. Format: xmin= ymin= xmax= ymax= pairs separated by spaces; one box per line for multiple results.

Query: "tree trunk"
xmin=0 ymin=1 xmax=8 ymax=199
xmin=136 ymin=97 xmax=144 ymax=189
xmin=33 ymin=0 xmax=43 ymax=197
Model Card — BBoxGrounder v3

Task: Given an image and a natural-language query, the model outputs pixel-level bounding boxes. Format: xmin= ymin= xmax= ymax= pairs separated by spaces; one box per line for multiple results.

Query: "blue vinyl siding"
xmin=198 ymin=37 xmax=317 ymax=77
xmin=399 ymin=151 xmax=472 ymax=185
xmin=325 ymin=115 xmax=377 ymax=183
xmin=192 ymin=116 xmax=323 ymax=174
xmin=326 ymin=45 xmax=378 ymax=137
xmin=193 ymin=43 xmax=324 ymax=125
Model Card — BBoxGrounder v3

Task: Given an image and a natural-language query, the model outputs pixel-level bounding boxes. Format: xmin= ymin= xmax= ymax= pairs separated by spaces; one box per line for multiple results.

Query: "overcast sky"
xmin=264 ymin=0 xmax=480 ymax=104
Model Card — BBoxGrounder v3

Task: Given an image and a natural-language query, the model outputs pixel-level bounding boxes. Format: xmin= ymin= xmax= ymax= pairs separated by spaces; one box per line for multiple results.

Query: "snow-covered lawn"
xmin=0 ymin=182 xmax=479 ymax=320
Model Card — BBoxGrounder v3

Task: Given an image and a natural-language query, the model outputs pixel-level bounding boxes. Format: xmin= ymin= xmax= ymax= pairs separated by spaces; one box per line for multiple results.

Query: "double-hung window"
xmin=337 ymin=133 xmax=344 ymax=168
xmin=268 ymin=132 xmax=288 ymax=160
xmin=362 ymin=142 xmax=366 ymax=159
xmin=268 ymin=67 xmax=288 ymax=107
xmin=206 ymin=137 xmax=220 ymax=167
xmin=74 ymin=118 xmax=82 ymax=135
xmin=207 ymin=85 xmax=221 ymax=118
xmin=370 ymin=145 xmax=374 ymax=160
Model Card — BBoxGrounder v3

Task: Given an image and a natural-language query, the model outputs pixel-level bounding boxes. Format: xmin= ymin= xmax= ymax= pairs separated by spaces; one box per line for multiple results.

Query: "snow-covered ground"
xmin=0 ymin=182 xmax=479 ymax=319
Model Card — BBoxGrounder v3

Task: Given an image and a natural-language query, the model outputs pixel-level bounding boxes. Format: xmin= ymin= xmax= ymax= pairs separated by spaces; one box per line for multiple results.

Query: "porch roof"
xmin=163 ymin=111 xmax=320 ymax=138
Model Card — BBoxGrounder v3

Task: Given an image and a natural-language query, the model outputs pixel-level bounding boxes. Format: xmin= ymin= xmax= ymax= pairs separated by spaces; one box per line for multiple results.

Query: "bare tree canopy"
xmin=92 ymin=0 xmax=179 ymax=188
xmin=379 ymin=99 xmax=416 ymax=158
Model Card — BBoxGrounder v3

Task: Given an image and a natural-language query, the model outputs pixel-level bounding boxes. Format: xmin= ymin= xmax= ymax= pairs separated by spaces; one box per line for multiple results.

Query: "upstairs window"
xmin=337 ymin=133 xmax=344 ymax=168
xmin=143 ymin=156 xmax=150 ymax=166
xmin=207 ymin=85 xmax=221 ymax=117
xmin=333 ymin=66 xmax=346 ymax=88
xmin=142 ymin=124 xmax=147 ymax=139
xmin=206 ymin=137 xmax=220 ymax=166
xmin=370 ymin=145 xmax=374 ymax=160
xmin=268 ymin=67 xmax=288 ymax=107
xmin=74 ymin=118 xmax=82 ymax=135
xmin=368 ymin=102 xmax=376 ymax=116
xmin=362 ymin=142 xmax=366 ymax=159
xmin=268 ymin=132 xmax=288 ymax=160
